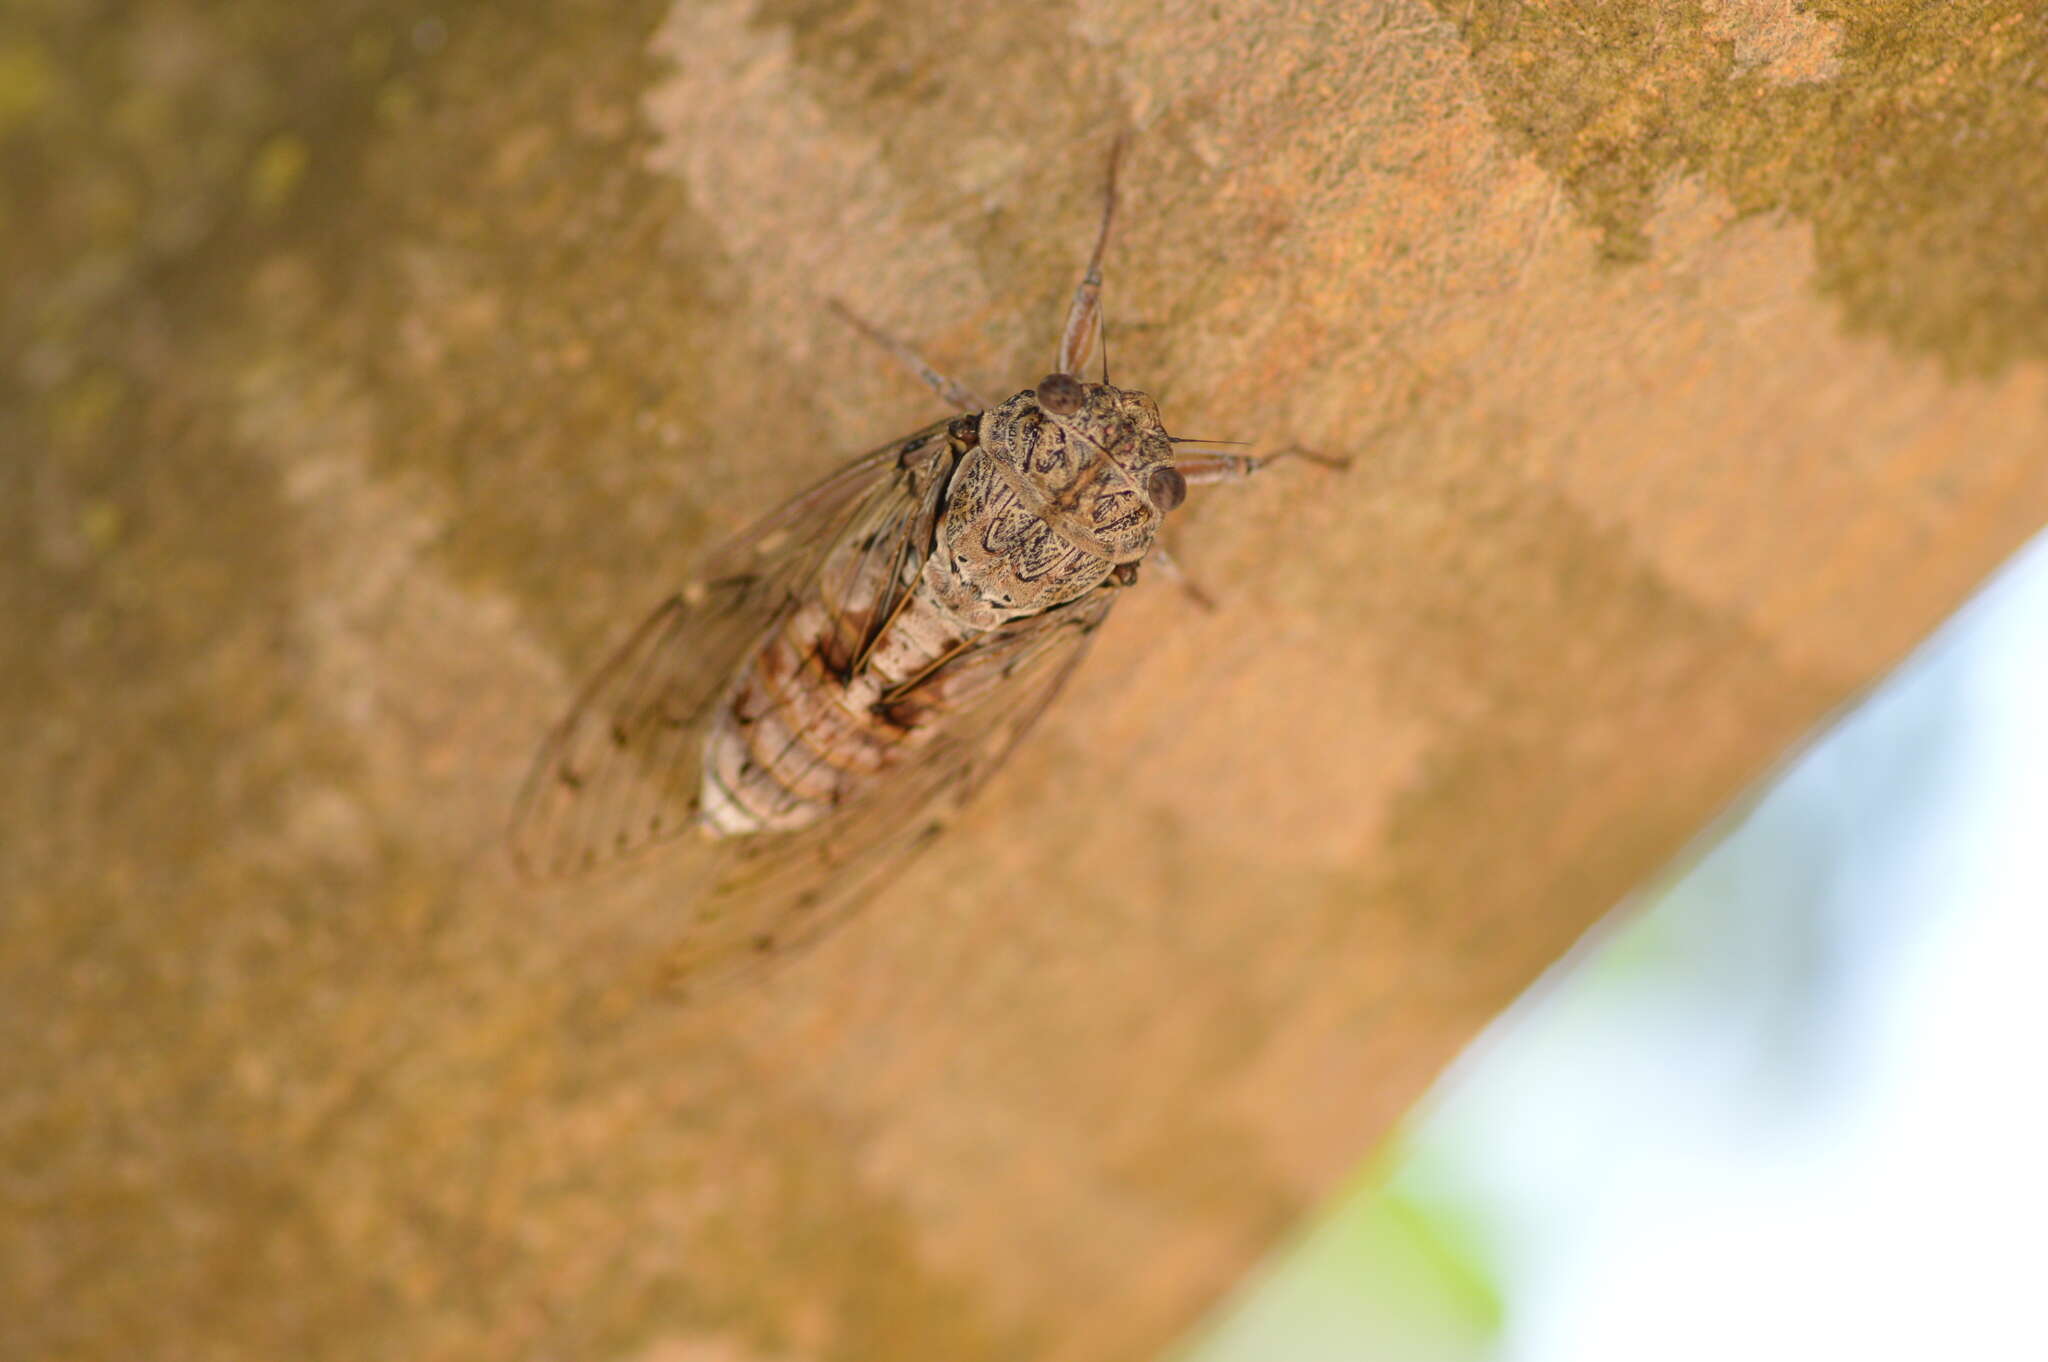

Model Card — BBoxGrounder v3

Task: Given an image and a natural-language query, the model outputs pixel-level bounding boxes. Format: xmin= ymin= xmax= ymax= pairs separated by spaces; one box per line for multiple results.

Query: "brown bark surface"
xmin=7 ymin=2 xmax=2045 ymax=1359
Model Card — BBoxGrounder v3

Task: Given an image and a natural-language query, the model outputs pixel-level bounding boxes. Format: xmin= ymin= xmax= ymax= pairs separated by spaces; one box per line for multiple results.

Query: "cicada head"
xmin=981 ymin=374 xmax=1180 ymax=564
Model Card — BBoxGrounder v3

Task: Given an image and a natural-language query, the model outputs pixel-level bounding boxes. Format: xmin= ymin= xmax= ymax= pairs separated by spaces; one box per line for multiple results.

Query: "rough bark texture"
xmin=6 ymin=2 xmax=2045 ymax=1359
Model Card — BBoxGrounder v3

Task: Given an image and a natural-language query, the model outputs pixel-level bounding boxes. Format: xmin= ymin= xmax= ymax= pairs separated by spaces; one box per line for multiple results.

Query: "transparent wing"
xmin=655 ymin=583 xmax=1122 ymax=999
xmin=508 ymin=419 xmax=958 ymax=879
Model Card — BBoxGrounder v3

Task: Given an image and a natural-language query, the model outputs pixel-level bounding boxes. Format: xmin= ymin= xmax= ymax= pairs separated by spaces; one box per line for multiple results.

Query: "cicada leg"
xmin=1145 ymin=446 xmax=1349 ymax=607
xmin=1143 ymin=542 xmax=1218 ymax=613
xmin=828 ymin=299 xmax=991 ymax=414
xmin=1055 ymin=136 xmax=1125 ymax=380
xmin=1170 ymin=445 xmax=1352 ymax=486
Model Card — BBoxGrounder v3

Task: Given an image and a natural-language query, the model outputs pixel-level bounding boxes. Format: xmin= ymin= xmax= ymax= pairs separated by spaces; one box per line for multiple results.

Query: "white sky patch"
xmin=1398 ymin=534 xmax=2048 ymax=1362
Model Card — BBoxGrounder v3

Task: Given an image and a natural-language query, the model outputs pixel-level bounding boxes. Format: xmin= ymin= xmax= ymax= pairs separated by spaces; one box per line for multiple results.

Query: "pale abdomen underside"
xmin=698 ymin=537 xmax=979 ymax=836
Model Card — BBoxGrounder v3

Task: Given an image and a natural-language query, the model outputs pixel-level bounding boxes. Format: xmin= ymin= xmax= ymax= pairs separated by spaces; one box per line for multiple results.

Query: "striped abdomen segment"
xmin=697 ymin=561 xmax=974 ymax=837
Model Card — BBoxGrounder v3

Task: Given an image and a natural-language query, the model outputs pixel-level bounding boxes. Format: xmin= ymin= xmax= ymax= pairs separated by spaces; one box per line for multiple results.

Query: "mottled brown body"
xmin=509 ymin=140 xmax=1334 ymax=984
xmin=699 ymin=382 xmax=1177 ymax=836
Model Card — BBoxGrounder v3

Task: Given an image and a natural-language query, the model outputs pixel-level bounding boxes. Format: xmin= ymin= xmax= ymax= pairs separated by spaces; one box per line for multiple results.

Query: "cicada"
xmin=510 ymin=142 xmax=1334 ymax=989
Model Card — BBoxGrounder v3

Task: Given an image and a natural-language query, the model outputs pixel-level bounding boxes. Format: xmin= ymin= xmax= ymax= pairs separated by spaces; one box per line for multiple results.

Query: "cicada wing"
xmin=656 ymin=583 xmax=1122 ymax=996
xmin=508 ymin=586 xmax=747 ymax=881
xmin=508 ymin=419 xmax=957 ymax=880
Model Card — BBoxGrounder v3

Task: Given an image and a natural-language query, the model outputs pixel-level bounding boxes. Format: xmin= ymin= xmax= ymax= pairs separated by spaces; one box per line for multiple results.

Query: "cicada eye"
xmin=1036 ymin=372 xmax=1085 ymax=417
xmin=1147 ymin=465 xmax=1187 ymax=512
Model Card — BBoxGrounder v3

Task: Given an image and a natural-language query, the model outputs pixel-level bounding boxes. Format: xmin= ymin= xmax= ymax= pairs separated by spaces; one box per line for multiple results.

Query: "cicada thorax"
xmin=930 ymin=381 xmax=1178 ymax=630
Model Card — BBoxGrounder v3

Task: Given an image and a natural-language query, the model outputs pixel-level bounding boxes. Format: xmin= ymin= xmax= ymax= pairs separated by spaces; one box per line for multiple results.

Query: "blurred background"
xmin=1179 ymin=533 xmax=2048 ymax=1361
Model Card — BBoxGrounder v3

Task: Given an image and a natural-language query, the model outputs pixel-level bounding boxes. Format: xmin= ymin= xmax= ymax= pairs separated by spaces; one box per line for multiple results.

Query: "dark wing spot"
xmin=875 ymin=697 xmax=929 ymax=730
xmin=809 ymin=633 xmax=853 ymax=679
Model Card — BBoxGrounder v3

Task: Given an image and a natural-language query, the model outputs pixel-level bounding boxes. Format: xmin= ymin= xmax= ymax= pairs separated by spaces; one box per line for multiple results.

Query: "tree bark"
xmin=6 ymin=2 xmax=2045 ymax=1359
